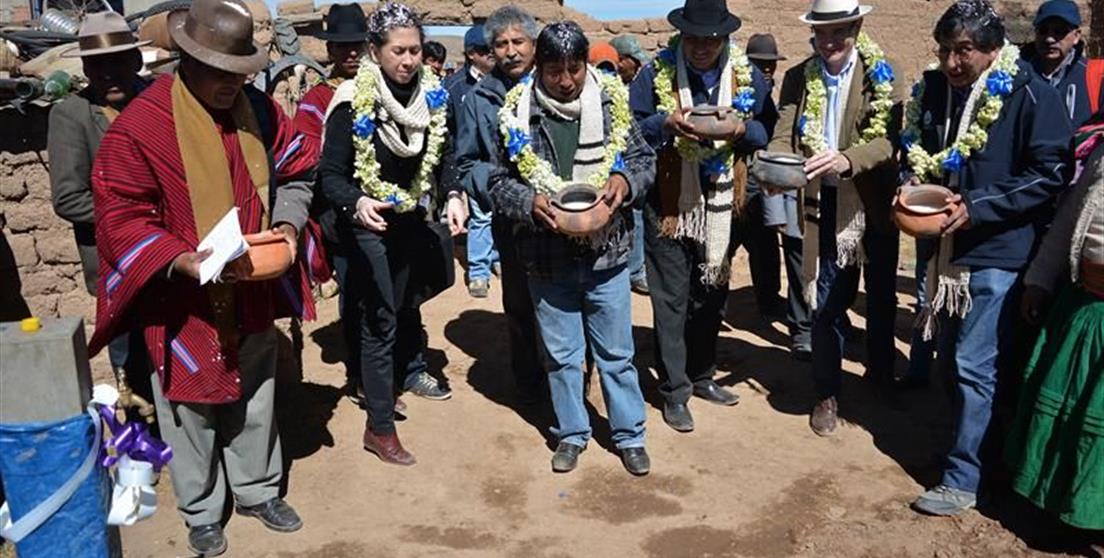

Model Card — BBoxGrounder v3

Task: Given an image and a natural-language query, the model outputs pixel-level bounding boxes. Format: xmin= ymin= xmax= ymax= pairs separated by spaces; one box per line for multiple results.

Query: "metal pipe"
xmin=0 ymin=77 xmax=44 ymax=101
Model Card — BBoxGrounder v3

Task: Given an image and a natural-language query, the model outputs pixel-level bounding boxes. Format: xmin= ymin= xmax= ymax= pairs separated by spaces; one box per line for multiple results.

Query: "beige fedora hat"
xmin=799 ymin=0 xmax=873 ymax=25
xmin=62 ymin=11 xmax=151 ymax=58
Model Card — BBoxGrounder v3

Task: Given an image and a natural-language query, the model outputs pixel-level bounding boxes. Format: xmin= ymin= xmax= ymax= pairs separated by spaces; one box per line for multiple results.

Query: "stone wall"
xmin=0 ymin=104 xmax=95 ymax=324
xmin=286 ymin=0 xmax=1090 ymax=87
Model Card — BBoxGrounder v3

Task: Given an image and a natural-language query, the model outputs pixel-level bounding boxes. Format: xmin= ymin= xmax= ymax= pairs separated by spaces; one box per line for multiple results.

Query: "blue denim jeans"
xmin=906 ymin=238 xmax=937 ymax=382
xmin=528 ymin=263 xmax=646 ymax=449
xmin=812 ymin=187 xmax=899 ymax=398
xmin=936 ymin=267 xmax=1019 ymax=493
xmin=467 ymin=197 xmax=499 ymax=280
xmin=629 ymin=208 xmax=646 ymax=282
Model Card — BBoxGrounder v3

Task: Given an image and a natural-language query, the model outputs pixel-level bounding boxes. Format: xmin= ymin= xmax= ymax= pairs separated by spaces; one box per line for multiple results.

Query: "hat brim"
xmin=798 ymin=5 xmax=873 ymax=25
xmin=746 ymin=52 xmax=787 ymax=61
xmin=168 ymin=9 xmax=269 ymax=75
xmin=1033 ymin=13 xmax=1080 ymax=28
xmin=667 ymin=8 xmax=742 ymax=37
xmin=315 ymin=31 xmax=370 ymax=43
xmin=61 ymin=40 xmax=152 ymax=58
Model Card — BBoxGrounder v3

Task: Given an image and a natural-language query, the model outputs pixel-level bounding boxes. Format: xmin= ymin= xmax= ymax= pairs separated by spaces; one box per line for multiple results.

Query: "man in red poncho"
xmin=89 ymin=0 xmax=316 ymax=554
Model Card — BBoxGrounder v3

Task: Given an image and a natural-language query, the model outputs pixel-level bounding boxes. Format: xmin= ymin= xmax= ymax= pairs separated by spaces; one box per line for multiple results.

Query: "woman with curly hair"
xmin=320 ymin=2 xmax=465 ymax=466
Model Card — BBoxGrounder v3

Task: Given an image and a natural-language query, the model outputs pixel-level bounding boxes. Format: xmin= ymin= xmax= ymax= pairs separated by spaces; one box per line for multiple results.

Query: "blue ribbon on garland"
xmin=353 ymin=115 xmax=376 ymax=138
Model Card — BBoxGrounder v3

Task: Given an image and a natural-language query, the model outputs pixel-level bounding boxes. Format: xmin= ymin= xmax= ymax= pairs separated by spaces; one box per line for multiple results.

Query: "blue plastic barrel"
xmin=0 ymin=413 xmax=114 ymax=558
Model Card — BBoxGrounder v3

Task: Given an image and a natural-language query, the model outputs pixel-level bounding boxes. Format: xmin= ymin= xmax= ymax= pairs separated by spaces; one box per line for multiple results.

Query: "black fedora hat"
xmin=317 ymin=3 xmax=370 ymax=43
xmin=668 ymin=0 xmax=742 ymax=37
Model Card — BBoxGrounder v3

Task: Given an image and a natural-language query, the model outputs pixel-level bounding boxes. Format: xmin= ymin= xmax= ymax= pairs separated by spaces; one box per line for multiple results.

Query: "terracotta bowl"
xmin=241 ymin=230 xmax=293 ymax=281
xmin=750 ymin=151 xmax=808 ymax=190
xmin=686 ymin=105 xmax=740 ymax=140
xmin=894 ymin=185 xmax=955 ymax=238
xmin=551 ymin=184 xmax=612 ymax=237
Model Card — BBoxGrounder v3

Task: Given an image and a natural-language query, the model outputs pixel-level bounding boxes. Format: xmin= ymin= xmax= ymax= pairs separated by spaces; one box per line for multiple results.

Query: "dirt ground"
xmin=100 ymin=247 xmax=1100 ymax=558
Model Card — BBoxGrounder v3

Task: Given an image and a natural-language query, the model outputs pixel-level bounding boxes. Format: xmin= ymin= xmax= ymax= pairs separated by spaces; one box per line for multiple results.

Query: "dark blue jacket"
xmin=909 ymin=60 xmax=1072 ymax=270
xmin=629 ymin=59 xmax=778 ymax=160
xmin=1022 ymin=42 xmax=1097 ymax=127
xmin=454 ymin=68 xmax=521 ymax=211
xmin=440 ymin=64 xmax=483 ymax=198
xmin=443 ymin=64 xmax=481 ymax=108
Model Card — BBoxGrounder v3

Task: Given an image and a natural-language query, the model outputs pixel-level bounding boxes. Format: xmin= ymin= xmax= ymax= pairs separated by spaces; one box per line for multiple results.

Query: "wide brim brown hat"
xmin=61 ymin=11 xmax=151 ymax=58
xmin=167 ymin=0 xmax=269 ymax=75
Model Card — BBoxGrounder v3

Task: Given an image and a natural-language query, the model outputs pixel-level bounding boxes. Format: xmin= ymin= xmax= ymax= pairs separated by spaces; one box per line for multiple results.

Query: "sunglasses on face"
xmin=1036 ymin=21 xmax=1076 ymax=40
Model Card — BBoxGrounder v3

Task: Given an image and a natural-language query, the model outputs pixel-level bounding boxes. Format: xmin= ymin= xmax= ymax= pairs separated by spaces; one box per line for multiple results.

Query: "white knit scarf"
xmin=516 ymin=67 xmax=606 ymax=183
xmin=674 ymin=45 xmax=735 ymax=285
xmin=369 ymin=64 xmax=431 ymax=159
xmin=917 ymin=81 xmax=983 ymax=341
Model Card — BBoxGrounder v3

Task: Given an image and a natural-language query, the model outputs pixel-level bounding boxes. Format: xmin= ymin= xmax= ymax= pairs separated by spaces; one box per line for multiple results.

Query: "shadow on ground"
xmin=444 ymin=309 xmax=557 ymax=450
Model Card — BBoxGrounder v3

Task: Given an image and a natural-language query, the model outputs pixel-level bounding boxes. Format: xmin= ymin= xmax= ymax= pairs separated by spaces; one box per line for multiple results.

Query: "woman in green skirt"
xmin=1011 ymin=118 xmax=1104 ymax=534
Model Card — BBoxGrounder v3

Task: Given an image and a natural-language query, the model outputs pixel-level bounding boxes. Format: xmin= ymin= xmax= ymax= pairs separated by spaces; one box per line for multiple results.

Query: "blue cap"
xmin=1034 ymin=0 xmax=1081 ymax=28
xmin=464 ymin=25 xmax=487 ymax=51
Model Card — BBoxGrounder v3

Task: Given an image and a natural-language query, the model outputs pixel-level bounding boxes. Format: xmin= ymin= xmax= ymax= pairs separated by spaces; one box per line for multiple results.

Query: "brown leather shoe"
xmin=363 ymin=428 xmax=416 ymax=466
xmin=810 ymin=397 xmax=838 ymax=437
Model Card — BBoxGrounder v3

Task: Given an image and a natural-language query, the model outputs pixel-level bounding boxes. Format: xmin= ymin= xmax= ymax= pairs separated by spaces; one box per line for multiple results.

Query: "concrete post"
xmin=0 ymin=317 xmax=122 ymax=557
xmin=0 ymin=317 xmax=92 ymax=423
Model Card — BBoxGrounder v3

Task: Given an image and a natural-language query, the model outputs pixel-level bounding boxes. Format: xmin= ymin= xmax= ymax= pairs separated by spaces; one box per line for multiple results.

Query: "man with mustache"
xmin=88 ymin=0 xmax=318 ymax=553
xmin=1021 ymin=0 xmax=1099 ymax=127
xmin=454 ymin=5 xmax=547 ymax=404
xmin=48 ymin=12 xmax=151 ymax=392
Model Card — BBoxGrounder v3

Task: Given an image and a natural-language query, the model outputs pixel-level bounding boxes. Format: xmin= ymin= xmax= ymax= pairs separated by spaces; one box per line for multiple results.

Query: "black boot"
xmin=188 ymin=524 xmax=227 ymax=557
xmin=235 ymin=498 xmax=303 ymax=533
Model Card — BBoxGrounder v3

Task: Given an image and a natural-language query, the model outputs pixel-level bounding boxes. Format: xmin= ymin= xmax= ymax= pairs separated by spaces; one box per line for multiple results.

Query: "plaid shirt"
xmin=489 ymin=89 xmax=656 ymax=280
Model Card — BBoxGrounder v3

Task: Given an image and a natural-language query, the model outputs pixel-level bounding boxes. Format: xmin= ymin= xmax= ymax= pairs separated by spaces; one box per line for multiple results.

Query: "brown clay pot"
xmin=686 ymin=105 xmax=740 ymax=140
xmin=241 ymin=230 xmax=293 ymax=281
xmin=551 ymin=184 xmax=612 ymax=237
xmin=750 ymin=151 xmax=808 ymax=190
xmin=894 ymin=185 xmax=955 ymax=238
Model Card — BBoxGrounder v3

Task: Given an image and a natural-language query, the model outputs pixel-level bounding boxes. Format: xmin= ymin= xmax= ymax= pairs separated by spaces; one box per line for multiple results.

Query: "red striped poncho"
xmin=89 ymin=74 xmax=318 ymax=404
xmin=291 ymin=81 xmax=336 ymax=284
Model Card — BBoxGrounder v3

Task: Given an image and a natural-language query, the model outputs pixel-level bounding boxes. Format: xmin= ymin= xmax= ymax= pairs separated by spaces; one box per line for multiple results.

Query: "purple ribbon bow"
xmin=98 ymin=406 xmax=173 ymax=471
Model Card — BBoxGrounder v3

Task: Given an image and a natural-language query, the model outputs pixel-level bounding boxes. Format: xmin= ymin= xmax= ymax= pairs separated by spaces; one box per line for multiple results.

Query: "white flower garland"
xmin=351 ymin=61 xmax=450 ymax=213
xmin=902 ymin=43 xmax=1020 ymax=181
xmin=653 ymin=34 xmax=755 ymax=164
xmin=799 ymin=32 xmax=895 ymax=154
xmin=497 ymin=70 xmax=632 ymax=196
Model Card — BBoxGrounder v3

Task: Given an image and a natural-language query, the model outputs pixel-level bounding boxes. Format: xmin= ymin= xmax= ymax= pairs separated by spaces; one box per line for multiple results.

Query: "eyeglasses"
xmin=934 ymin=43 xmax=978 ymax=62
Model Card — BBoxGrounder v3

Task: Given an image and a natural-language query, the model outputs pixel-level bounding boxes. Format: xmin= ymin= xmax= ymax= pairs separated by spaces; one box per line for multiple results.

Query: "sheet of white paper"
xmin=196 ymin=207 xmax=248 ymax=285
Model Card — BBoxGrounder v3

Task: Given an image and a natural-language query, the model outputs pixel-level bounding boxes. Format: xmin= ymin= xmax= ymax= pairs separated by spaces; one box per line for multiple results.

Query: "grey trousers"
xmin=151 ymin=327 xmax=283 ymax=526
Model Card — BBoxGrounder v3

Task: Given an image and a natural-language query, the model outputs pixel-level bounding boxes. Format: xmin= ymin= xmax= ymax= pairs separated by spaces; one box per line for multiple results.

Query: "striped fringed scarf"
xmin=655 ymin=46 xmax=743 ymax=286
xmin=917 ymin=80 xmax=987 ymax=341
